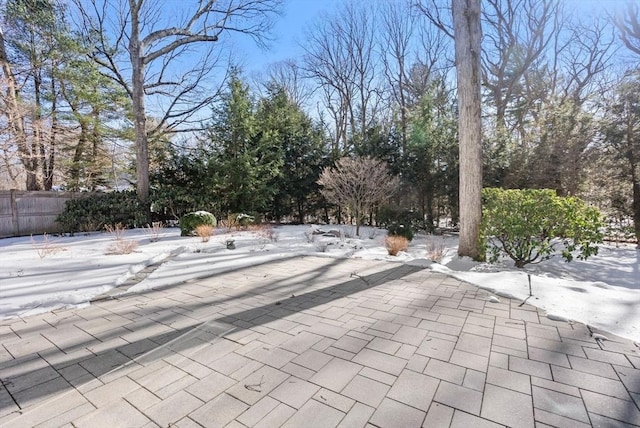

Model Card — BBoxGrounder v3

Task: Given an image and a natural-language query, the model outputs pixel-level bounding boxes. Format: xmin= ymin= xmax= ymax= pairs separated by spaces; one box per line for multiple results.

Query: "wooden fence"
xmin=0 ymin=190 xmax=87 ymax=238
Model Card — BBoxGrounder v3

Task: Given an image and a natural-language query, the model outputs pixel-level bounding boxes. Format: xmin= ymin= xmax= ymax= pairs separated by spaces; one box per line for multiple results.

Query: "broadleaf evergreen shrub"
xmin=481 ymin=188 xmax=604 ymax=268
xmin=387 ymin=223 xmax=414 ymax=241
xmin=378 ymin=205 xmax=421 ymax=241
xmin=180 ymin=211 xmax=217 ymax=236
xmin=235 ymin=213 xmax=256 ymax=228
xmin=377 ymin=205 xmax=424 ymax=230
xmin=56 ymin=191 xmax=145 ymax=235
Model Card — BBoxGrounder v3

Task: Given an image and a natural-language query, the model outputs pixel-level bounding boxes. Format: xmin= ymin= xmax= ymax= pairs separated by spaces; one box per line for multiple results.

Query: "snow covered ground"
xmin=1 ymin=225 xmax=638 ymax=342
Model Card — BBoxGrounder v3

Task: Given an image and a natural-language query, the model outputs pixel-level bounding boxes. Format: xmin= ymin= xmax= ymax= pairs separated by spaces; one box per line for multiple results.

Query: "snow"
xmin=1 ymin=225 xmax=638 ymax=342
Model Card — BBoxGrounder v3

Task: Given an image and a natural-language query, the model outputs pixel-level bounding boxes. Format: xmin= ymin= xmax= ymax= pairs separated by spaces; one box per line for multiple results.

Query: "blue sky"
xmin=233 ymin=0 xmax=343 ymax=74
xmin=232 ymin=0 xmax=629 ymax=76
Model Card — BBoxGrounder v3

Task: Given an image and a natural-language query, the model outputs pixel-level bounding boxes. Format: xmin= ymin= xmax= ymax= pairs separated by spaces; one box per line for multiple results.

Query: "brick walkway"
xmin=1 ymin=256 xmax=639 ymax=427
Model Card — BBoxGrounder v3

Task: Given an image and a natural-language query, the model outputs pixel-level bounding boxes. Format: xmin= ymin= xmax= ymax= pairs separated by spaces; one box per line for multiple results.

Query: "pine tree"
xmin=204 ymin=74 xmax=282 ymax=215
xmin=256 ymin=84 xmax=325 ymax=223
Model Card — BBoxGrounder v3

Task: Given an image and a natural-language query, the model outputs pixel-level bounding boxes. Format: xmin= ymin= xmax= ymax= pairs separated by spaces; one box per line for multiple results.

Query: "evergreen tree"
xmin=1 ymin=0 xmax=68 ymax=189
xmin=204 ymin=73 xmax=282 ymax=215
xmin=256 ymin=84 xmax=326 ymax=223
xmin=403 ymin=81 xmax=458 ymax=228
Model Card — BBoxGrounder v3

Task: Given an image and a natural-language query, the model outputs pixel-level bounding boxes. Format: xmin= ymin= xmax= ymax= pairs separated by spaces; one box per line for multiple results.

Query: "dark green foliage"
xmin=379 ymin=207 xmax=419 ymax=241
xmin=150 ymin=150 xmax=216 ymax=220
xmin=401 ymin=80 xmax=459 ymax=227
xmin=203 ymin=74 xmax=282 ymax=215
xmin=56 ymin=191 xmax=146 ymax=234
xmin=257 ymin=84 xmax=326 ymax=223
xmin=235 ymin=213 xmax=255 ymax=227
xmin=179 ymin=211 xmax=217 ymax=236
xmin=387 ymin=223 xmax=415 ymax=242
xmin=353 ymin=124 xmax=402 ymax=175
xmin=481 ymin=188 xmax=604 ymax=268
xmin=150 ymin=74 xmax=328 ymax=224
xmin=377 ymin=205 xmax=427 ymax=232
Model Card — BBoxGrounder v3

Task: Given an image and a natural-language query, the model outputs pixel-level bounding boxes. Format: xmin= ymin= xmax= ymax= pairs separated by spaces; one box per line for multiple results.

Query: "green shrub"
xmin=56 ymin=191 xmax=146 ymax=235
xmin=481 ymin=188 xmax=604 ymax=268
xmin=235 ymin=213 xmax=255 ymax=228
xmin=180 ymin=211 xmax=217 ymax=236
xmin=387 ymin=223 xmax=415 ymax=241
xmin=377 ymin=205 xmax=428 ymax=231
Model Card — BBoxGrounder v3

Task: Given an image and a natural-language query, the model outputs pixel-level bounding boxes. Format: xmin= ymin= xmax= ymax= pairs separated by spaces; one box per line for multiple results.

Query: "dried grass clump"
xmin=253 ymin=224 xmax=277 ymax=242
xmin=104 ymin=223 xmax=126 ymax=239
xmin=426 ymin=235 xmax=448 ymax=262
xmin=367 ymin=228 xmax=377 ymax=239
xmin=195 ymin=224 xmax=214 ymax=242
xmin=105 ymin=223 xmax=138 ymax=255
xmin=31 ymin=233 xmax=66 ymax=258
xmin=304 ymin=230 xmax=317 ymax=243
xmin=105 ymin=239 xmax=139 ymax=255
xmin=218 ymin=214 xmax=237 ymax=232
xmin=145 ymin=221 xmax=164 ymax=242
xmin=385 ymin=235 xmax=409 ymax=256
xmin=315 ymin=240 xmax=330 ymax=252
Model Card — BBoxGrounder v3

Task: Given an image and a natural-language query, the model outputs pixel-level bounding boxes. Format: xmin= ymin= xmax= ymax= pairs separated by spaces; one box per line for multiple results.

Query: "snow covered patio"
xmin=1 ymin=255 xmax=639 ymax=427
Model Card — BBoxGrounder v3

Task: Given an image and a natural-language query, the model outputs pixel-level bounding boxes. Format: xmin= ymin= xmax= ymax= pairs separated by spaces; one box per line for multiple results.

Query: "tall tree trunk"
xmin=71 ymin=122 xmax=87 ymax=188
xmin=32 ymin=63 xmax=44 ymax=190
xmin=632 ymin=179 xmax=640 ymax=248
xmin=45 ymin=74 xmax=57 ymax=191
xmin=0 ymin=26 xmax=30 ymax=189
xmin=452 ymin=0 xmax=483 ymax=260
xmin=627 ymin=108 xmax=640 ymax=247
xmin=129 ymin=2 xmax=150 ymax=221
xmin=297 ymin=198 xmax=305 ymax=224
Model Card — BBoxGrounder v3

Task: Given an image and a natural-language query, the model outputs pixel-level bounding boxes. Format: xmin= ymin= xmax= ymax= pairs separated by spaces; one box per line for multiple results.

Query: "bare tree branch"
xmin=318 ymin=156 xmax=400 ymax=236
xmin=615 ymin=2 xmax=640 ymax=56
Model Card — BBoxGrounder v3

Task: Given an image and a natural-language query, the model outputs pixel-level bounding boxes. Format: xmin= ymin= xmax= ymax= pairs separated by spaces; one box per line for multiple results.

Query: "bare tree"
xmin=380 ymin=2 xmax=453 ymax=153
xmin=452 ymin=0 xmax=483 ymax=260
xmin=260 ymin=59 xmax=310 ymax=109
xmin=302 ymin=2 xmax=380 ymax=155
xmin=616 ymin=1 xmax=640 ymax=56
xmin=318 ymin=156 xmax=400 ymax=236
xmin=73 ymin=0 xmax=281 ymax=215
xmin=482 ymin=0 xmax=559 ymax=134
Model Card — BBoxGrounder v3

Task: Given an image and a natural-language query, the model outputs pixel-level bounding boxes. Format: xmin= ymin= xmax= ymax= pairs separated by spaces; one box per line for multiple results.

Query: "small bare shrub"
xmin=195 ymin=224 xmax=214 ymax=242
xmin=304 ymin=230 xmax=317 ymax=243
xmin=105 ymin=223 xmax=138 ymax=255
xmin=342 ymin=227 xmax=356 ymax=239
xmin=31 ymin=233 xmax=66 ymax=258
xmin=315 ymin=240 xmax=330 ymax=252
xmin=105 ymin=239 xmax=139 ymax=255
xmin=367 ymin=228 xmax=377 ymax=239
xmin=104 ymin=223 xmax=126 ymax=240
xmin=82 ymin=219 xmax=103 ymax=233
xmin=253 ymin=224 xmax=277 ymax=242
xmin=385 ymin=235 xmax=409 ymax=256
xmin=426 ymin=235 xmax=448 ymax=262
xmin=145 ymin=221 xmax=164 ymax=242
xmin=219 ymin=214 xmax=238 ymax=232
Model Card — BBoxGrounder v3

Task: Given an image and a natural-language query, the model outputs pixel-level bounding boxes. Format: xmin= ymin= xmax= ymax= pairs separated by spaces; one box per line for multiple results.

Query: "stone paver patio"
xmin=1 ymin=255 xmax=639 ymax=427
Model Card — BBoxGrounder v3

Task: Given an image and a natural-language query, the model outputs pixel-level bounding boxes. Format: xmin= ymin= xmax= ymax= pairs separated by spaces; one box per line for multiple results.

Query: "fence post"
xmin=10 ymin=189 xmax=19 ymax=236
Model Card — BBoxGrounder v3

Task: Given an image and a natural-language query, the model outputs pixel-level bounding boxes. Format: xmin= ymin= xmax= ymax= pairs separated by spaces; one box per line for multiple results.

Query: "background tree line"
xmin=1 ymin=0 xmax=639 ymax=239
